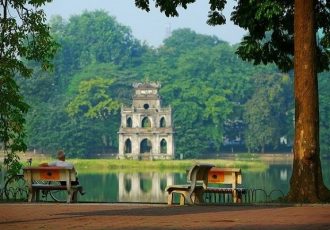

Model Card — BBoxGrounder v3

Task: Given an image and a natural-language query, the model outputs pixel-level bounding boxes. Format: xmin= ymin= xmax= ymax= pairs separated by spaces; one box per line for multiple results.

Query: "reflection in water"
xmin=75 ymin=160 xmax=330 ymax=203
xmin=124 ymin=176 xmax=132 ymax=192
xmin=243 ymin=164 xmax=293 ymax=195
xmin=160 ymin=178 xmax=167 ymax=191
xmin=140 ymin=176 xmax=152 ymax=193
xmin=118 ymin=172 xmax=174 ymax=203
xmin=280 ymin=169 xmax=288 ymax=181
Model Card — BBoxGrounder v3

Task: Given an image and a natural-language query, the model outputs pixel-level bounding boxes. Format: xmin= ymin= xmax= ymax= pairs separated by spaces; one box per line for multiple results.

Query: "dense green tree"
xmin=66 ymin=76 xmax=122 ymax=156
xmin=141 ymin=28 xmax=283 ymax=157
xmin=16 ymin=63 xmax=58 ymax=104
xmin=67 ymin=77 xmax=121 ymax=119
xmin=155 ymin=40 xmax=235 ymax=157
xmin=134 ymin=0 xmax=330 ymax=202
xmin=162 ymin=28 xmax=225 ymax=56
xmin=50 ymin=11 xmax=147 ymax=74
xmin=0 ymin=0 xmax=57 ymax=172
xmin=25 ymin=103 xmax=114 ymax=157
xmin=244 ymin=73 xmax=293 ymax=152
xmin=25 ymin=103 xmax=70 ymax=154
xmin=20 ymin=11 xmax=145 ymax=155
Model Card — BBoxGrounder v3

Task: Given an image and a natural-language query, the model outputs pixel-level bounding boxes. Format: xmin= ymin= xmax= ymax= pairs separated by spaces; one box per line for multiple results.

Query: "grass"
xmin=1 ymin=152 xmax=269 ymax=174
xmin=31 ymin=158 xmax=268 ymax=174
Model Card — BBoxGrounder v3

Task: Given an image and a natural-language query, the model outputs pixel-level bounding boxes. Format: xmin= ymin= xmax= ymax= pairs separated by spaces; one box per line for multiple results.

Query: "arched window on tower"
xmin=124 ymin=175 xmax=132 ymax=193
xmin=140 ymin=177 xmax=152 ymax=193
xmin=124 ymin=139 xmax=132 ymax=154
xmin=140 ymin=138 xmax=152 ymax=153
xmin=160 ymin=139 xmax=167 ymax=154
xmin=160 ymin=117 xmax=166 ymax=127
xmin=160 ymin=177 xmax=167 ymax=191
xmin=141 ymin=117 xmax=151 ymax=128
xmin=126 ymin=117 xmax=132 ymax=128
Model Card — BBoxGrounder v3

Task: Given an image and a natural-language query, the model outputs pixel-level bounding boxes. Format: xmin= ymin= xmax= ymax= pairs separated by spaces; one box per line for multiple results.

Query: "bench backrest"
xmin=23 ymin=166 xmax=77 ymax=186
xmin=187 ymin=163 xmax=215 ymax=189
xmin=207 ymin=167 xmax=242 ymax=188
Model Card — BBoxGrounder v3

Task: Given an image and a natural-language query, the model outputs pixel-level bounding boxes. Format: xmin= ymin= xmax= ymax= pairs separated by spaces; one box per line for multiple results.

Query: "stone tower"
xmin=118 ymin=82 xmax=174 ymax=160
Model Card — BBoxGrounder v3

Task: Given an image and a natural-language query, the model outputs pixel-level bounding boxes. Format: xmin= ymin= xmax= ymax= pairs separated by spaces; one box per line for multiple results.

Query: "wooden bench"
xmin=23 ymin=166 xmax=83 ymax=203
xmin=166 ymin=164 xmax=246 ymax=205
xmin=205 ymin=167 xmax=246 ymax=203
xmin=166 ymin=163 xmax=215 ymax=205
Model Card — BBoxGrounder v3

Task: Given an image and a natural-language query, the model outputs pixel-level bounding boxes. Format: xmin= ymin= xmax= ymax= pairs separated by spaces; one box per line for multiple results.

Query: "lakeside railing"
xmin=1 ymin=181 xmax=285 ymax=204
xmin=203 ymin=188 xmax=285 ymax=204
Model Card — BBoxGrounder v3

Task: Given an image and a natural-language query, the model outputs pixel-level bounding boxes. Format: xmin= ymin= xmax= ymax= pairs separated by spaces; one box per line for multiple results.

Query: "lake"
xmin=74 ymin=159 xmax=330 ymax=203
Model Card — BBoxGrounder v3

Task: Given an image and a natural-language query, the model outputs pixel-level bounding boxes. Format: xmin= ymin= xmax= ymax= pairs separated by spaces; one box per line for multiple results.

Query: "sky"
xmin=42 ymin=0 xmax=246 ymax=47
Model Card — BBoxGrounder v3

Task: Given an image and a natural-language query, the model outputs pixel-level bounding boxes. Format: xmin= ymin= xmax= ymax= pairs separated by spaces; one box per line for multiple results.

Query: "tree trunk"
xmin=287 ymin=0 xmax=330 ymax=202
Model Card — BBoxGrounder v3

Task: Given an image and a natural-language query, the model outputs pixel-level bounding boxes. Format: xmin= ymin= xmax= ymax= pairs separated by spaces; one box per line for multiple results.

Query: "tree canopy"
xmin=0 ymin=0 xmax=57 ymax=172
xmin=20 ymin=11 xmax=295 ymax=158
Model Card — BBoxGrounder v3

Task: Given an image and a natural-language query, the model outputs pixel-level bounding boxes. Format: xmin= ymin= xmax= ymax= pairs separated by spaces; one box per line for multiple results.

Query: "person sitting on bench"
xmin=40 ymin=150 xmax=85 ymax=195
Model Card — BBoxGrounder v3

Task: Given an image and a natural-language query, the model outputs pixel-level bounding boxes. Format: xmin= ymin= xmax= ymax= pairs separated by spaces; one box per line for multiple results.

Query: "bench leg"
xmin=167 ymin=190 xmax=196 ymax=205
xmin=28 ymin=188 xmax=33 ymax=202
xmin=192 ymin=189 xmax=204 ymax=204
xmin=179 ymin=194 xmax=185 ymax=205
xmin=232 ymin=190 xmax=235 ymax=203
xmin=167 ymin=191 xmax=188 ymax=205
xmin=67 ymin=189 xmax=80 ymax=203
xmin=167 ymin=192 xmax=174 ymax=205
xmin=67 ymin=190 xmax=72 ymax=203
xmin=36 ymin=189 xmax=40 ymax=202
xmin=233 ymin=190 xmax=242 ymax=203
xmin=72 ymin=191 xmax=78 ymax=203
xmin=237 ymin=192 xmax=242 ymax=203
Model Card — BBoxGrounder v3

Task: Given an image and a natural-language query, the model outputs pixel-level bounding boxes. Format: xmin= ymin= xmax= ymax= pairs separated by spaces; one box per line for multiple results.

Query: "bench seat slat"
xmin=205 ymin=187 xmax=247 ymax=193
xmin=32 ymin=184 xmax=82 ymax=190
xmin=205 ymin=188 xmax=233 ymax=192
xmin=166 ymin=184 xmax=205 ymax=192
xmin=166 ymin=184 xmax=190 ymax=190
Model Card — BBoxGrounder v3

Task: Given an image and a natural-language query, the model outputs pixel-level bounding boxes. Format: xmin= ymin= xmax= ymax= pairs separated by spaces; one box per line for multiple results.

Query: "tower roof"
xmin=133 ymin=82 xmax=161 ymax=89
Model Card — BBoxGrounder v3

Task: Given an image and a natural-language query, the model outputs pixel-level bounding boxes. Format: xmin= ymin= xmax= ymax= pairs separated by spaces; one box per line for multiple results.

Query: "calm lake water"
xmin=75 ymin=159 xmax=330 ymax=203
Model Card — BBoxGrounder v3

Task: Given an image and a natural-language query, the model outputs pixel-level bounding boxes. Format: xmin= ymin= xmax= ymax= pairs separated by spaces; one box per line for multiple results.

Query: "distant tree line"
xmin=18 ymin=10 xmax=330 ymax=158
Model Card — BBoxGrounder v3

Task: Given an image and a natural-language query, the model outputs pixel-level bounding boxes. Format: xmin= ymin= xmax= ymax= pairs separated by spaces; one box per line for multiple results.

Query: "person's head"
xmin=57 ymin=150 xmax=65 ymax=161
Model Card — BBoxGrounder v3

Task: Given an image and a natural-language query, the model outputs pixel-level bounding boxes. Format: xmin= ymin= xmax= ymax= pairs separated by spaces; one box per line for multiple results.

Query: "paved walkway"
xmin=0 ymin=203 xmax=330 ymax=229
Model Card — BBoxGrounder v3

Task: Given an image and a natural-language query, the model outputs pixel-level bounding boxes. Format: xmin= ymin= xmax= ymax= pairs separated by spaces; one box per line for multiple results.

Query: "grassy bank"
xmin=1 ymin=152 xmax=269 ymax=174
xmin=33 ymin=158 xmax=268 ymax=174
